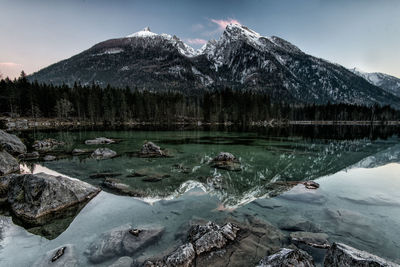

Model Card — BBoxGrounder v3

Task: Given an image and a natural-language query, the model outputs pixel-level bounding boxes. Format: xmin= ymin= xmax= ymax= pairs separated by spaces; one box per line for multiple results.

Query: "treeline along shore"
xmin=1 ymin=73 xmax=400 ymax=129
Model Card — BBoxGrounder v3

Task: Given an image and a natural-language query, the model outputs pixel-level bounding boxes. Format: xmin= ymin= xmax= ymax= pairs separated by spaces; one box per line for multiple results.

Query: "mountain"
xmin=349 ymin=67 xmax=400 ymax=98
xmin=29 ymin=24 xmax=400 ymax=107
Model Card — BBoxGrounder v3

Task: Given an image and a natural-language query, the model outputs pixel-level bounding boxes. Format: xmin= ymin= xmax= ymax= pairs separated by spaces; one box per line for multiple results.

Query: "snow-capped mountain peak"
xmin=126 ymin=26 xmax=158 ymax=38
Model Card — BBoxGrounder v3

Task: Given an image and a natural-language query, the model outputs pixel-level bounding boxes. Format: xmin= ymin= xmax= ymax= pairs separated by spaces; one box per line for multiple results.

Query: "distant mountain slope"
xmin=29 ymin=25 xmax=400 ymax=108
xmin=349 ymin=67 xmax=400 ymax=98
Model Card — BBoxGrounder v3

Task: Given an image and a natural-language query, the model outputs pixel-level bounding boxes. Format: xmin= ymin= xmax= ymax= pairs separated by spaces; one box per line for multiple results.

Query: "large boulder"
xmin=140 ymin=142 xmax=167 ymax=157
xmin=85 ymin=137 xmax=115 ymax=145
xmin=91 ymin=148 xmax=117 ymax=160
xmin=257 ymin=248 xmax=315 ymax=267
xmin=32 ymin=244 xmax=78 ymax=267
xmin=0 ymin=150 xmax=19 ymax=176
xmin=33 ymin=138 xmax=65 ymax=151
xmin=324 ymin=242 xmax=398 ymax=267
xmin=85 ymin=224 xmax=164 ymax=263
xmin=211 ymin=152 xmax=241 ymax=171
xmin=1 ymin=173 xmax=100 ymax=224
xmin=0 ymin=130 xmax=26 ymax=155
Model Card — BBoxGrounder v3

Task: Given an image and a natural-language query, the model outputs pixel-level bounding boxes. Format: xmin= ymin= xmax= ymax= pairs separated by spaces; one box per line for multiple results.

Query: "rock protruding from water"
xmin=43 ymin=155 xmax=56 ymax=161
xmin=1 ymin=173 xmax=100 ymax=224
xmin=211 ymin=152 xmax=241 ymax=171
xmin=32 ymin=244 xmax=78 ymax=267
xmin=0 ymin=150 xmax=19 ymax=176
xmin=324 ymin=242 xmax=398 ymax=267
xmin=140 ymin=141 xmax=167 ymax=157
xmin=102 ymin=178 xmax=143 ymax=197
xmin=85 ymin=137 xmax=115 ymax=145
xmin=91 ymin=148 xmax=117 ymax=159
xmin=190 ymin=221 xmax=240 ymax=255
xmin=71 ymin=148 xmax=90 ymax=155
xmin=165 ymin=243 xmax=196 ymax=267
xmin=0 ymin=130 xmax=26 ymax=155
xmin=33 ymin=138 xmax=65 ymax=151
xmin=85 ymin=224 xmax=164 ymax=263
xmin=257 ymin=248 xmax=315 ymax=267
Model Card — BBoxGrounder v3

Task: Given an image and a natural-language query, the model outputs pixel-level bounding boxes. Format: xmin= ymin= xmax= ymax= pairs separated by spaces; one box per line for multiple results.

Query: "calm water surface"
xmin=0 ymin=128 xmax=399 ymax=266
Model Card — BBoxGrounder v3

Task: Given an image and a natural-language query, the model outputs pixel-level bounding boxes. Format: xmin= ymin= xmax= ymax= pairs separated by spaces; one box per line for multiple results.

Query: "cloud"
xmin=210 ymin=18 xmax=241 ymax=30
xmin=186 ymin=38 xmax=208 ymax=45
xmin=191 ymin=23 xmax=205 ymax=32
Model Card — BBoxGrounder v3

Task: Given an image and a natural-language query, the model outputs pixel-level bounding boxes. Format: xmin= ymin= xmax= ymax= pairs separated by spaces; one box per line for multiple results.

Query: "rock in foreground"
xmin=1 ymin=173 xmax=100 ymax=224
xmin=140 ymin=142 xmax=167 ymax=157
xmin=324 ymin=242 xmax=398 ymax=267
xmin=33 ymin=244 xmax=78 ymax=267
xmin=86 ymin=224 xmax=164 ymax=263
xmin=257 ymin=248 xmax=315 ymax=267
xmin=85 ymin=137 xmax=115 ymax=145
xmin=0 ymin=130 xmax=26 ymax=155
xmin=211 ymin=152 xmax=241 ymax=171
xmin=91 ymin=148 xmax=117 ymax=160
xmin=0 ymin=150 xmax=19 ymax=176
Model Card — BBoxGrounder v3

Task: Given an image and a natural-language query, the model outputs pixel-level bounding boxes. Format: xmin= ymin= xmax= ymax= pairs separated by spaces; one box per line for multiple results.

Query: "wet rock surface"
xmin=91 ymin=148 xmax=117 ymax=159
xmin=0 ymin=150 xmax=19 ymax=176
xmin=72 ymin=148 xmax=91 ymax=155
xmin=211 ymin=152 xmax=241 ymax=171
xmin=32 ymin=244 xmax=78 ymax=267
xmin=0 ymin=130 xmax=26 ymax=155
xmin=324 ymin=242 xmax=398 ymax=267
xmin=257 ymin=248 xmax=315 ymax=267
xmin=1 ymin=173 xmax=100 ymax=224
xmin=43 ymin=155 xmax=56 ymax=161
xmin=85 ymin=137 xmax=115 ymax=145
xmin=139 ymin=141 xmax=168 ymax=157
xmin=85 ymin=224 xmax=164 ymax=263
xmin=33 ymin=138 xmax=65 ymax=151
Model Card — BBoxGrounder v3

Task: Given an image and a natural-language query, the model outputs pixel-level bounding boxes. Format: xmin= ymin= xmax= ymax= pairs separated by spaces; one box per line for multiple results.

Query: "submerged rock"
xmin=71 ymin=148 xmax=91 ymax=155
xmin=257 ymin=248 xmax=315 ymax=267
xmin=324 ymin=242 xmax=398 ymax=267
xmin=2 ymin=173 xmax=100 ymax=224
xmin=102 ymin=178 xmax=143 ymax=197
xmin=0 ymin=130 xmax=26 ymax=155
xmin=85 ymin=137 xmax=115 ymax=145
xmin=33 ymin=244 xmax=78 ymax=267
xmin=21 ymin=151 xmax=40 ymax=160
xmin=211 ymin=152 xmax=241 ymax=171
xmin=279 ymin=184 xmax=326 ymax=204
xmin=85 ymin=224 xmax=164 ymax=263
xmin=278 ymin=216 xmax=321 ymax=233
xmin=33 ymin=138 xmax=65 ymax=151
xmin=290 ymin=232 xmax=330 ymax=249
xmin=89 ymin=172 xmax=121 ymax=179
xmin=108 ymin=256 xmax=134 ymax=267
xmin=0 ymin=150 xmax=19 ymax=176
xmin=91 ymin=148 xmax=117 ymax=160
xmin=43 ymin=155 xmax=56 ymax=161
xmin=139 ymin=141 xmax=167 ymax=157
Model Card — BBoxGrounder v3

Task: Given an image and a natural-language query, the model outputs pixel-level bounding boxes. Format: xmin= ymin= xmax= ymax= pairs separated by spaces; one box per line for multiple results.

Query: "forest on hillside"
xmin=1 ymin=73 xmax=399 ymax=125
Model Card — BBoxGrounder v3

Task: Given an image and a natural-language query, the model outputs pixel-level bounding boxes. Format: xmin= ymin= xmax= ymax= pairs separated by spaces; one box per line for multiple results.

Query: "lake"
xmin=1 ymin=126 xmax=400 ymax=266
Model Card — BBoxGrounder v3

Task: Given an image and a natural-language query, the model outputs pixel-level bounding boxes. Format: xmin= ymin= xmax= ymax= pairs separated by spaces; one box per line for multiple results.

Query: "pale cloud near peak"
xmin=186 ymin=38 xmax=208 ymax=45
xmin=210 ymin=18 xmax=241 ymax=30
xmin=0 ymin=62 xmax=21 ymax=67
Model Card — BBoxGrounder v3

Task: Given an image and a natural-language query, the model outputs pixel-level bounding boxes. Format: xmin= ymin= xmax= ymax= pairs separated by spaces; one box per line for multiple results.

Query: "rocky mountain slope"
xmin=349 ymin=67 xmax=400 ymax=98
xmin=29 ymin=24 xmax=400 ymax=107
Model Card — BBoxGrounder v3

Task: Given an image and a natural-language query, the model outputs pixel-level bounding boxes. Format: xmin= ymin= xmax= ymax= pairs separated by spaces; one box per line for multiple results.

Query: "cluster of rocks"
xmin=0 ymin=130 xmax=26 ymax=176
xmin=32 ymin=138 xmax=65 ymax=151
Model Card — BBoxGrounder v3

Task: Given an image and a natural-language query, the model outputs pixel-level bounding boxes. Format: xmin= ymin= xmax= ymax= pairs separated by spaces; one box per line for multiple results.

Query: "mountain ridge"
xmin=29 ymin=24 xmax=400 ymax=108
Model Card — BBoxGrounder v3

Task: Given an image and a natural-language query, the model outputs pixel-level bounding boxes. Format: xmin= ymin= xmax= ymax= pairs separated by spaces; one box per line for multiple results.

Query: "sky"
xmin=1 ymin=0 xmax=399 ymax=79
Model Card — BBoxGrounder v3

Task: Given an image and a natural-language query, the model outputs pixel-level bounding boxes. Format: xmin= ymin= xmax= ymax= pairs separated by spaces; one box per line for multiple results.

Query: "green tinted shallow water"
xmin=1 ymin=129 xmax=400 ymax=266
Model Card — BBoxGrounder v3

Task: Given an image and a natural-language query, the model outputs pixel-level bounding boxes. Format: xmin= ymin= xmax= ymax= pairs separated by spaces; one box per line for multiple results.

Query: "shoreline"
xmin=1 ymin=117 xmax=400 ymax=131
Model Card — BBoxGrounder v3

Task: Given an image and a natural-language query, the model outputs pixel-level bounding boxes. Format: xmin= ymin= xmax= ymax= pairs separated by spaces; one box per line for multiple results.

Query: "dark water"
xmin=1 ymin=126 xmax=400 ymax=266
